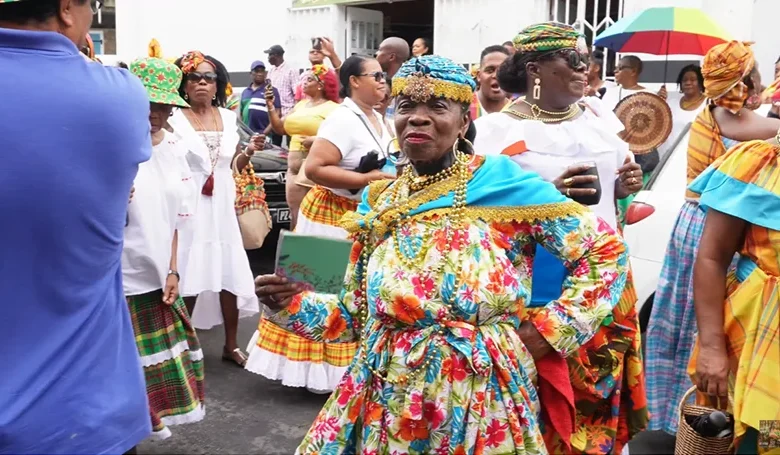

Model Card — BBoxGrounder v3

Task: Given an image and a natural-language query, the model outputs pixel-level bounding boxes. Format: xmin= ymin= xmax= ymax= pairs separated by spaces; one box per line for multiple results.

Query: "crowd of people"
xmin=2 ymin=0 xmax=779 ymax=454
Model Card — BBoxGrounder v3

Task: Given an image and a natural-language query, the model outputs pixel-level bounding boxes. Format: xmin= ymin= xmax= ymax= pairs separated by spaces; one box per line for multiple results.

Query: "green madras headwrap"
xmin=512 ymin=21 xmax=585 ymax=53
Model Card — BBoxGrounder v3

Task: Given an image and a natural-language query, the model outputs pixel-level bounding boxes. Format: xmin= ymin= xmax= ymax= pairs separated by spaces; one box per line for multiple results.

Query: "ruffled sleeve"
xmin=688 ymin=139 xmax=780 ymax=230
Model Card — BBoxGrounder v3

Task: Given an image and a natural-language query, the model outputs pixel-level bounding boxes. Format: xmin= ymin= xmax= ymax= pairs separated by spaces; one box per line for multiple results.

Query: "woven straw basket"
xmin=675 ymin=386 xmax=735 ymax=455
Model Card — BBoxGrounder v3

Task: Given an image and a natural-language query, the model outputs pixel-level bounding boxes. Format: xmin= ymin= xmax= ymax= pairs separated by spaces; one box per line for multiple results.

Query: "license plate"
xmin=275 ymin=208 xmax=291 ymax=223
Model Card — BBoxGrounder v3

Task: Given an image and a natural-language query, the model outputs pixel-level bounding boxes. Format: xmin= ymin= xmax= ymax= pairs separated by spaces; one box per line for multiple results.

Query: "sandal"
xmin=222 ymin=347 xmax=248 ymax=367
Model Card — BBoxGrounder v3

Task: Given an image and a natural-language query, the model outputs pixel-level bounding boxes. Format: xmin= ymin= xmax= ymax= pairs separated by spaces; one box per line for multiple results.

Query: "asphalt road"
xmin=137 ymin=236 xmax=677 ymax=455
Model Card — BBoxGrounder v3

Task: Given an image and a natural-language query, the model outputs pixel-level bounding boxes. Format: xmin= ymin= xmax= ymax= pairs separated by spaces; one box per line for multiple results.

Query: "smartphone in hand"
xmin=312 ymin=37 xmax=322 ymax=50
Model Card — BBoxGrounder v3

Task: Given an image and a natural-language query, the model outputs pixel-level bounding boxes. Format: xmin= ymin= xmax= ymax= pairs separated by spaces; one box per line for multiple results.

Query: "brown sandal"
xmin=222 ymin=347 xmax=248 ymax=367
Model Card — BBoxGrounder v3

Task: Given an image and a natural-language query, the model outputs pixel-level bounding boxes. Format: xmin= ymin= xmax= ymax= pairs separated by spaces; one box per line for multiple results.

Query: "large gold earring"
xmin=533 ymin=78 xmax=541 ymax=100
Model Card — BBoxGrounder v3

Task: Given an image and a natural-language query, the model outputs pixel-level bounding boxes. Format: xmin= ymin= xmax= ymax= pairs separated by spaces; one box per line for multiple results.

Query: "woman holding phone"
xmin=247 ymin=55 xmax=394 ymax=394
xmin=474 ymin=22 xmax=647 ymax=455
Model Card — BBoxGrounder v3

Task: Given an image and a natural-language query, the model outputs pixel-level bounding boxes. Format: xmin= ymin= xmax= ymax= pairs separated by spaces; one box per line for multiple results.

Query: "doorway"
xmin=355 ymin=0 xmax=434 ymax=56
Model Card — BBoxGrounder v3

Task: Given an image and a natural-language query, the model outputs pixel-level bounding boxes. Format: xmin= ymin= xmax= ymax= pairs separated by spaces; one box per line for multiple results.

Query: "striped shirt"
xmin=268 ymin=61 xmax=299 ymax=117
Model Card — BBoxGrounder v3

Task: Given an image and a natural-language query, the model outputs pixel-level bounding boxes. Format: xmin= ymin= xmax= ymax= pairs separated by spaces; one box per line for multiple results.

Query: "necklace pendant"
xmin=202 ymin=173 xmax=215 ymax=196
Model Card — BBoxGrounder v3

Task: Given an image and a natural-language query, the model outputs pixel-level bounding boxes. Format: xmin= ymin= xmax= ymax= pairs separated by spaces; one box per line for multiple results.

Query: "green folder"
xmin=274 ymin=230 xmax=353 ymax=295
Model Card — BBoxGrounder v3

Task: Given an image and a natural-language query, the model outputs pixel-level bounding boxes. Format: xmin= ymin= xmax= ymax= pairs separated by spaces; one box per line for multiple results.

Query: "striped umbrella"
xmin=594 ymin=7 xmax=732 ymax=82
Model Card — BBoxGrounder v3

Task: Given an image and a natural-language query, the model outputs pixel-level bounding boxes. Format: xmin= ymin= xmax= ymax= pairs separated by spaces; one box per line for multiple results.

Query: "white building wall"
xmin=115 ymin=0 xmax=290 ymax=73
xmin=433 ymin=0 xmax=548 ymax=64
xmin=751 ymin=0 xmax=780 ymax=84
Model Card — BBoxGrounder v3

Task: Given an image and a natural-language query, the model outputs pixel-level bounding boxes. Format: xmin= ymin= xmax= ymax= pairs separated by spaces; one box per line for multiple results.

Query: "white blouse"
xmin=122 ymin=131 xmax=198 ymax=296
xmin=315 ymin=97 xmax=394 ymax=200
xmin=474 ymin=97 xmax=632 ymax=230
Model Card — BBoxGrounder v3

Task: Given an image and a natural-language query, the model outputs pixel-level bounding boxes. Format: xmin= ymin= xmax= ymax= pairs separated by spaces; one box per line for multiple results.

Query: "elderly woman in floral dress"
xmin=255 ymin=55 xmax=630 ymax=454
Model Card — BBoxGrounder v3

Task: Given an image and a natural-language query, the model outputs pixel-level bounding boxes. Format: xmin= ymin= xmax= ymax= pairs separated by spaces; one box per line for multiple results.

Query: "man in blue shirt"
xmin=0 ymin=1 xmax=152 ymax=453
xmin=241 ymin=60 xmax=281 ymax=134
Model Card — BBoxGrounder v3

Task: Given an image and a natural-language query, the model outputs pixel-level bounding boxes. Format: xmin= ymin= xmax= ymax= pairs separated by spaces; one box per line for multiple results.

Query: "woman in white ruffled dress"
xmin=170 ymin=51 xmax=261 ymax=367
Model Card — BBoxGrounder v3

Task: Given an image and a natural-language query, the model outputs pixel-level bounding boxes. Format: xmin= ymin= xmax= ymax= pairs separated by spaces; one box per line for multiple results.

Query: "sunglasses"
xmin=542 ymin=49 xmax=589 ymax=69
xmin=186 ymin=72 xmax=218 ymax=83
xmin=360 ymin=71 xmax=387 ymax=82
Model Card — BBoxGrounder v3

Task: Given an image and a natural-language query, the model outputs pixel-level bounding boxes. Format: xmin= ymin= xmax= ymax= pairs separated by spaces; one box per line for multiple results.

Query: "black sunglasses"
xmin=359 ymin=71 xmax=387 ymax=82
xmin=186 ymin=72 xmax=218 ymax=83
xmin=542 ymin=49 xmax=589 ymax=69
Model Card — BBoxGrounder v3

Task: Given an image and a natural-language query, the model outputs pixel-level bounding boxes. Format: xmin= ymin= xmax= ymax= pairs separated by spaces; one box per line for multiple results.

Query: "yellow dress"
xmin=285 ymin=100 xmax=339 ymax=152
xmin=687 ymin=140 xmax=780 ymax=454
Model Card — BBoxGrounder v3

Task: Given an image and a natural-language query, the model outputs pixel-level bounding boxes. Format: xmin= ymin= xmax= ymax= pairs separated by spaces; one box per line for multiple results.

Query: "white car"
xmin=624 ymin=105 xmax=771 ymax=332
xmin=622 ymin=125 xmax=691 ymax=332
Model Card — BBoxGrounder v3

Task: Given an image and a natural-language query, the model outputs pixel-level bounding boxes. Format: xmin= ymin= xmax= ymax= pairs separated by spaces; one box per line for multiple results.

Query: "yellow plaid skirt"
xmin=688 ymin=263 xmax=780 ymax=451
xmin=255 ymin=317 xmax=357 ymax=366
xmin=300 ymin=185 xmax=359 ymax=227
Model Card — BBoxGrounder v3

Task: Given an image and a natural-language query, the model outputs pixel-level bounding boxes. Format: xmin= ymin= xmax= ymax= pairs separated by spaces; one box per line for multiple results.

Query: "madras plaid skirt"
xmin=128 ymin=290 xmax=205 ymax=438
xmin=256 ymin=317 xmax=357 ymax=367
xmin=300 ymin=185 xmax=359 ymax=227
xmin=645 ymin=201 xmax=705 ymax=435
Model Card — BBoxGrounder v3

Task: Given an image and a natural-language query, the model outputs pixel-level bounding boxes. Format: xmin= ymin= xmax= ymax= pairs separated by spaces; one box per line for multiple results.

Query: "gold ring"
xmin=630 ymin=177 xmax=638 ymax=185
xmin=563 ymin=177 xmax=574 ymax=187
xmin=566 ymin=188 xmax=571 ymax=197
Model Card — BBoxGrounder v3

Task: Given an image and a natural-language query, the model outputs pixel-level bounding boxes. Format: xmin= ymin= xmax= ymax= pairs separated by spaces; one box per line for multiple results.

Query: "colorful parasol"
xmin=594 ymin=7 xmax=732 ymax=56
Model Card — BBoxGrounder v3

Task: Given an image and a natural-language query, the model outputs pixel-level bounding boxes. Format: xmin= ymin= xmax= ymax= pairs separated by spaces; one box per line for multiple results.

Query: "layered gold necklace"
xmin=680 ymin=94 xmax=706 ymax=111
xmin=505 ymin=98 xmax=581 ymax=123
xmin=353 ymin=150 xmax=473 ymax=387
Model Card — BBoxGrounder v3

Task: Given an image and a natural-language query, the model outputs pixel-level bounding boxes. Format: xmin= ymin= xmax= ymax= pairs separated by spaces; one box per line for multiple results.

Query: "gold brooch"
xmin=402 ymin=72 xmax=435 ymax=103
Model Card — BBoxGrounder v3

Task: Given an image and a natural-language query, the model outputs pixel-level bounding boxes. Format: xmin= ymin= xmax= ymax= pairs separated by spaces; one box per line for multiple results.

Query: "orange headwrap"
xmin=178 ymin=50 xmax=215 ymax=74
xmin=702 ymin=41 xmax=755 ymax=114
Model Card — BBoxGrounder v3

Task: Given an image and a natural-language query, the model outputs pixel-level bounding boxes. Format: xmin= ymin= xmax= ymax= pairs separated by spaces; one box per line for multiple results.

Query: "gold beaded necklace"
xmin=354 ymin=150 xmax=471 ymax=387
xmin=505 ymin=98 xmax=581 ymax=123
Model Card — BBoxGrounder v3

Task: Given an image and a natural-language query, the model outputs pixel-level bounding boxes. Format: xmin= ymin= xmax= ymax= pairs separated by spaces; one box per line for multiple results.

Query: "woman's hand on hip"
xmin=255 ymin=274 xmax=303 ymax=311
xmin=552 ymin=164 xmax=597 ymax=199
xmin=615 ymin=157 xmax=643 ymax=198
xmin=695 ymin=343 xmax=731 ymax=410
xmin=518 ymin=323 xmax=554 ymax=361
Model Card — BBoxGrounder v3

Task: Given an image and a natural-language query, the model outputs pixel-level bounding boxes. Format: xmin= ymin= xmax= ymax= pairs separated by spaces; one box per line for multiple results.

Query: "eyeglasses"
xmin=90 ymin=0 xmax=102 ymax=15
xmin=186 ymin=72 xmax=218 ymax=83
xmin=360 ymin=71 xmax=387 ymax=82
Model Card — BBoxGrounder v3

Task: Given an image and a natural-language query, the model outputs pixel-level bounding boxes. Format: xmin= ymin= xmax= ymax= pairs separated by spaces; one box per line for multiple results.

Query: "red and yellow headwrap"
xmin=702 ymin=41 xmax=755 ymax=114
xmin=762 ymin=77 xmax=780 ymax=105
xmin=311 ymin=64 xmax=329 ymax=82
xmin=179 ymin=50 xmax=215 ymax=75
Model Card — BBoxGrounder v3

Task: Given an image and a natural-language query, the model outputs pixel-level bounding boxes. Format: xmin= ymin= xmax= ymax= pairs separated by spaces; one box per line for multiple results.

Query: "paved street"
xmin=137 ymin=236 xmax=677 ymax=454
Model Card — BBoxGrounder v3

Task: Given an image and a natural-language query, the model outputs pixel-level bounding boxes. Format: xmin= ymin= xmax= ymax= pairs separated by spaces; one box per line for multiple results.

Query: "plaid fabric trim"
xmin=256 ymin=317 xmax=357 ymax=366
xmin=686 ymin=107 xmax=728 ymax=199
xmin=127 ymin=291 xmax=204 ymax=432
xmin=300 ymin=185 xmax=359 ymax=227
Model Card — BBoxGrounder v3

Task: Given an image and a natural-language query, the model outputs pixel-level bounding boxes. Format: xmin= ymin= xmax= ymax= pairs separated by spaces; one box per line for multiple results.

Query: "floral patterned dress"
xmin=269 ymin=155 xmax=629 ymax=454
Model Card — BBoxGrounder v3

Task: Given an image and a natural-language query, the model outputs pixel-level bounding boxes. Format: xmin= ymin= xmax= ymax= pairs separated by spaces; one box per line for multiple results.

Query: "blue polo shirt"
xmin=241 ymin=82 xmax=281 ymax=133
xmin=0 ymin=27 xmax=151 ymax=454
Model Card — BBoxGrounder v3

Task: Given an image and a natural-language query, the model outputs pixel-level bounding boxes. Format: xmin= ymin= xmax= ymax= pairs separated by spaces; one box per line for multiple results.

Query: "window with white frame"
xmin=549 ymin=0 xmax=625 ymax=79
